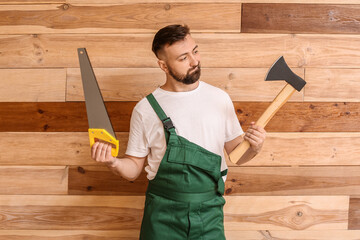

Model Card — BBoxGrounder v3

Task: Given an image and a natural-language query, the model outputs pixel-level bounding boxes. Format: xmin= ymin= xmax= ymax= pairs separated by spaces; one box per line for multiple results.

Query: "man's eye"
xmin=180 ymin=56 xmax=187 ymax=61
xmin=194 ymin=50 xmax=199 ymax=54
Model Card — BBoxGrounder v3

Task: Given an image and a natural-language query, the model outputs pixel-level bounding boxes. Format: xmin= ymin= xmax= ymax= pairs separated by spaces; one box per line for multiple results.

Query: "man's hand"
xmin=91 ymin=141 xmax=116 ymax=167
xmin=90 ymin=141 xmax=147 ymax=181
xmin=244 ymin=122 xmax=266 ymax=153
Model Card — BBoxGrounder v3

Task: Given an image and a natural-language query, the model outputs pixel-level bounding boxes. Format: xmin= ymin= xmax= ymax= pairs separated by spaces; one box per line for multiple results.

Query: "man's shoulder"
xmin=133 ymin=95 xmax=153 ymax=116
xmin=200 ymin=81 xmax=230 ymax=99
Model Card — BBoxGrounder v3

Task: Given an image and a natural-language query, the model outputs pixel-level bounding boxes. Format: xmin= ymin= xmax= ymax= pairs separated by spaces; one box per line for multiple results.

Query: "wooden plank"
xmin=0 ymin=166 xmax=67 ymax=194
xmin=234 ymin=102 xmax=360 ymax=132
xmin=68 ymin=165 xmax=360 ymax=196
xmin=242 ymin=4 xmax=360 ymax=34
xmin=349 ymin=198 xmax=360 ymax=230
xmin=0 ymin=195 xmax=144 ymax=230
xmin=2 ymin=230 xmax=360 ymax=240
xmin=1 ymin=102 xmax=360 ymax=132
xmin=4 ymin=132 xmax=360 ymax=166
xmin=0 ymin=195 xmax=348 ymax=230
xmin=0 ymin=0 xmax=64 ymax=4
xmin=0 ymin=230 xmax=139 ymax=240
xmin=67 ymin=0 xmax=360 ymax=3
xmin=0 ymin=132 xmax=128 ymax=165
xmin=226 ymin=166 xmax=360 ymax=195
xmin=66 ymin=68 xmax=163 ymax=101
xmin=305 ymin=68 xmax=360 ymax=102
xmin=0 ymin=3 xmax=240 ymax=34
xmin=0 ymin=69 xmax=66 ymax=102
xmin=231 ymin=132 xmax=360 ymax=166
xmin=2 ymin=34 xmax=360 ymax=68
xmin=224 ymin=196 xmax=349 ymax=230
xmin=226 ymin=230 xmax=360 ymax=240
xmin=68 ymin=166 xmax=148 ymax=195
xmin=67 ymin=68 xmax=304 ymax=102
xmin=0 ymin=102 xmax=133 ymax=132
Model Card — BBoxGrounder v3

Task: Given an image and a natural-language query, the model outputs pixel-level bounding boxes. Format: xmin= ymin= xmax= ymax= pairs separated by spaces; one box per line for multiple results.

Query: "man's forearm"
xmin=106 ymin=156 xmax=144 ymax=181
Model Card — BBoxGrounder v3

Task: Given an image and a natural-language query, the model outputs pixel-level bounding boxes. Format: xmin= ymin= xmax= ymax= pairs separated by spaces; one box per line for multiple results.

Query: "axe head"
xmin=265 ymin=56 xmax=306 ymax=91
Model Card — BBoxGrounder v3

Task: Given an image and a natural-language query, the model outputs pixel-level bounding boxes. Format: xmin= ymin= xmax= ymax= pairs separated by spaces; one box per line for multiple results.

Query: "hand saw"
xmin=77 ymin=48 xmax=119 ymax=157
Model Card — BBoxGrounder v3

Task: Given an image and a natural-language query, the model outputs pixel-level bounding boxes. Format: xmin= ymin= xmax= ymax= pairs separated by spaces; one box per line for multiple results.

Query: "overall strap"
xmin=146 ymin=93 xmax=176 ymax=141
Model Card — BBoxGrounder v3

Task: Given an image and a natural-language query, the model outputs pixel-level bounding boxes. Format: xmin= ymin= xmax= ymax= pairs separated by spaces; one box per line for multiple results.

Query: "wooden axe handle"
xmin=229 ymin=83 xmax=296 ymax=165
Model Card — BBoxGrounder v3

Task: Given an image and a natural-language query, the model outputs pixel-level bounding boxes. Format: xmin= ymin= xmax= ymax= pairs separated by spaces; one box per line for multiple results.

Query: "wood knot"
xmin=43 ymin=124 xmax=49 ymax=131
xmin=228 ymin=73 xmax=235 ymax=80
xmin=38 ymin=109 xmax=44 ymax=114
xmin=77 ymin=166 xmax=85 ymax=174
xmin=225 ymin=188 xmax=232 ymax=195
xmin=87 ymin=186 xmax=93 ymax=191
xmin=164 ymin=4 xmax=171 ymax=10
xmin=62 ymin=4 xmax=70 ymax=10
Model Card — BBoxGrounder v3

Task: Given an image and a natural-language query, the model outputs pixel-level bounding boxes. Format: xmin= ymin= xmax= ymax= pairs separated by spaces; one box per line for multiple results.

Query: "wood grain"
xmin=0 ymin=166 xmax=68 ymax=194
xmin=0 ymin=132 xmax=128 ymax=165
xmin=0 ymin=69 xmax=66 ymax=102
xmin=305 ymin=68 xmax=360 ymax=102
xmin=225 ymin=230 xmax=360 ymax=240
xmin=224 ymin=196 xmax=349 ymax=230
xmin=2 ymin=34 xmax=360 ymax=68
xmin=67 ymin=68 xmax=304 ymax=102
xmin=3 ymin=132 xmax=360 ymax=166
xmin=349 ymin=198 xmax=360 ymax=230
xmin=2 ymin=230 xmax=360 ymax=240
xmin=67 ymin=0 xmax=360 ymax=3
xmin=0 ymin=3 xmax=241 ymax=34
xmin=0 ymin=102 xmax=134 ymax=132
xmin=234 ymin=102 xmax=360 ymax=132
xmin=68 ymin=165 xmax=360 ymax=196
xmin=233 ymin=132 xmax=360 ymax=166
xmin=0 ymin=195 xmax=144 ymax=230
xmin=68 ymin=166 xmax=148 ymax=195
xmin=1 ymin=102 xmax=360 ymax=132
xmin=226 ymin=166 xmax=360 ymax=196
xmin=0 ymin=230 xmax=139 ymax=240
xmin=242 ymin=4 xmax=360 ymax=34
xmin=0 ymin=0 xmax=64 ymax=3
xmin=0 ymin=195 xmax=349 ymax=230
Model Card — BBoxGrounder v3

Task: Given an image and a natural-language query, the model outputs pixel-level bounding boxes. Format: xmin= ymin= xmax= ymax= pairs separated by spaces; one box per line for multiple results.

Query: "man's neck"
xmin=161 ymin=79 xmax=199 ymax=92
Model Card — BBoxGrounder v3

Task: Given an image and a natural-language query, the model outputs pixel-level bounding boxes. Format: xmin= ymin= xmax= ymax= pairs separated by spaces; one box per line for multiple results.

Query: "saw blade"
xmin=78 ymin=48 xmax=117 ymax=143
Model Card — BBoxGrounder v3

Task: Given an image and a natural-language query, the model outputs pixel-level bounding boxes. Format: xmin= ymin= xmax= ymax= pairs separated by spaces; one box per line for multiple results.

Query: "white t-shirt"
xmin=125 ymin=81 xmax=243 ymax=180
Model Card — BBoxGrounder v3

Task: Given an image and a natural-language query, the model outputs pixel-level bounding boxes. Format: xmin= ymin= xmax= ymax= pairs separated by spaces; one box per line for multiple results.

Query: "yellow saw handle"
xmin=89 ymin=128 xmax=119 ymax=157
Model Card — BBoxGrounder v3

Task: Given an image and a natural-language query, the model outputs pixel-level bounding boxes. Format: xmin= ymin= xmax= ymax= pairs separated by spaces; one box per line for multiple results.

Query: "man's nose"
xmin=189 ymin=54 xmax=199 ymax=67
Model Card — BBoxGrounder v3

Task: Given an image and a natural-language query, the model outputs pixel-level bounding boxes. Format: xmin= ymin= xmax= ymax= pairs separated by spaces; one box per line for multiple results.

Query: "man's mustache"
xmin=188 ymin=64 xmax=200 ymax=73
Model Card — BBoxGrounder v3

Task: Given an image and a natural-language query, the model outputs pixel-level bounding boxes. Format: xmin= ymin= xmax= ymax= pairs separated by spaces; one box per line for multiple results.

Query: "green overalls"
xmin=139 ymin=94 xmax=227 ymax=240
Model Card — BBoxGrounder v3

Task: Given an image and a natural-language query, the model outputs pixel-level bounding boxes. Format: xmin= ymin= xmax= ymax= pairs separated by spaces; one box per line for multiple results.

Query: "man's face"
xmin=160 ymin=35 xmax=201 ymax=85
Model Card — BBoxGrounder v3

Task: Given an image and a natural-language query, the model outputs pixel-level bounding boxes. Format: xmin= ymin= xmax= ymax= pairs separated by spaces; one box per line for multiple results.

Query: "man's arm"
xmin=225 ymin=122 xmax=266 ymax=165
xmin=91 ymin=141 xmax=146 ymax=181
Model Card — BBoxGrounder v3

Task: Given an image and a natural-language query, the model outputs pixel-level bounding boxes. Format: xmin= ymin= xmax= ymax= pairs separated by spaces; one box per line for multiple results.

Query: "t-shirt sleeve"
xmin=125 ymin=107 xmax=150 ymax=158
xmin=224 ymin=94 xmax=244 ymax=142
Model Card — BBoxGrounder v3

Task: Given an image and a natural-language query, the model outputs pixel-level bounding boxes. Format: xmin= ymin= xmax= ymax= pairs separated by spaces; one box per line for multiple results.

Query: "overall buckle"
xmin=162 ymin=117 xmax=175 ymax=131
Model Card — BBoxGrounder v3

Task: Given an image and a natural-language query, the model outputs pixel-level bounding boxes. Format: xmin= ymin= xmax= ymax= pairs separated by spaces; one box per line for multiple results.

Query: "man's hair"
xmin=152 ymin=24 xmax=190 ymax=58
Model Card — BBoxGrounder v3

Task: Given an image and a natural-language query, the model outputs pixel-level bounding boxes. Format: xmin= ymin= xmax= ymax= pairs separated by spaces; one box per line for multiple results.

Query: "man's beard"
xmin=168 ymin=63 xmax=201 ymax=85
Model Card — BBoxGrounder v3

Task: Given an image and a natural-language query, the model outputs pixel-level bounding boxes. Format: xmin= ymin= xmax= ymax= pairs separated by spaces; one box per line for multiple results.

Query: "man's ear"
xmin=157 ymin=59 xmax=169 ymax=74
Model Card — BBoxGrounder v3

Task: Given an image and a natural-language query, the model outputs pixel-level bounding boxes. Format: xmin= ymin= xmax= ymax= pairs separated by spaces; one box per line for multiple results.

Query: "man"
xmin=91 ymin=24 xmax=266 ymax=240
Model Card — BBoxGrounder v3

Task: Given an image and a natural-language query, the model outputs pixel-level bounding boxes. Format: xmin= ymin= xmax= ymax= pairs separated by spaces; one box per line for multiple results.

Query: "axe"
xmin=229 ymin=56 xmax=306 ymax=165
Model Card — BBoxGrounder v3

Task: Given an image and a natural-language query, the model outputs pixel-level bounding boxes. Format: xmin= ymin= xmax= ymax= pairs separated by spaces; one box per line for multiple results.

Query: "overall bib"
xmin=139 ymin=94 xmax=227 ymax=240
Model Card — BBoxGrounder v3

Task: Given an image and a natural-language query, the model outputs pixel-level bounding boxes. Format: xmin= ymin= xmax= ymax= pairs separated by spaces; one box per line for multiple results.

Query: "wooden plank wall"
xmin=1 ymin=0 xmax=360 ymax=239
